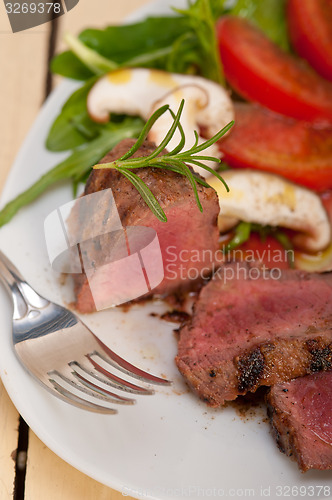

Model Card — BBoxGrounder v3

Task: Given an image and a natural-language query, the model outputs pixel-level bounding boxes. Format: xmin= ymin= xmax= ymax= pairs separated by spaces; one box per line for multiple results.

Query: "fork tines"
xmin=48 ymin=343 xmax=171 ymax=414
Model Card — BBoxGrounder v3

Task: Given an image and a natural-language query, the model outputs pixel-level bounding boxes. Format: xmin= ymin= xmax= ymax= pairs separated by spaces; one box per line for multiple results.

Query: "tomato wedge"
xmin=231 ymin=233 xmax=291 ymax=270
xmin=217 ymin=16 xmax=332 ymax=124
xmin=288 ymin=0 xmax=332 ymax=82
xmin=218 ymin=103 xmax=332 ymax=191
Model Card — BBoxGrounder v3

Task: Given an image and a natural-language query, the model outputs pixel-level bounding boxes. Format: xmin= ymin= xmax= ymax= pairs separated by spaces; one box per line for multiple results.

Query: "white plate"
xmin=0 ymin=2 xmax=331 ymax=499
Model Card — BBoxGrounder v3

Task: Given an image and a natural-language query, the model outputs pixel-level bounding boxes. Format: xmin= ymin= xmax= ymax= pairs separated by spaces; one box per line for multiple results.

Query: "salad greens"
xmin=46 ymin=78 xmax=100 ymax=152
xmin=0 ymin=119 xmax=143 ymax=227
xmin=51 ymin=17 xmax=192 ymax=81
xmin=0 ymin=0 xmax=291 ymax=228
xmin=227 ymin=0 xmax=290 ymax=51
xmin=173 ymin=0 xmax=224 ymax=84
xmin=223 ymin=221 xmax=294 ymax=266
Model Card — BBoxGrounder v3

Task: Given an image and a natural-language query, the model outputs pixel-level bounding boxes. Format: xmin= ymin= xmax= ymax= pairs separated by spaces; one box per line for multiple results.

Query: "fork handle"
xmin=0 ymin=250 xmax=49 ymax=319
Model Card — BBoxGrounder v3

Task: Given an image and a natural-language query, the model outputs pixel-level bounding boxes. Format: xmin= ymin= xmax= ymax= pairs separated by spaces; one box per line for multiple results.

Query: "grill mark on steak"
xmin=237 ymin=338 xmax=332 ymax=393
xmin=266 ymin=371 xmax=332 ymax=471
xmin=237 ymin=347 xmax=265 ymax=391
xmin=176 ymin=263 xmax=332 ymax=406
xmin=306 ymin=338 xmax=332 ymax=372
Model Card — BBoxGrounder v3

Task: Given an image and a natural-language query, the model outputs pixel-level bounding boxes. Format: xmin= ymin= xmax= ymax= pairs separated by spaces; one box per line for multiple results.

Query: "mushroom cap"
xmin=209 ymin=169 xmax=331 ymax=253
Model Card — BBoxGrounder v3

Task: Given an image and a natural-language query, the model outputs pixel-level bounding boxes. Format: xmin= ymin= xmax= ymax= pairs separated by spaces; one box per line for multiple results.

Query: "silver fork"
xmin=0 ymin=250 xmax=171 ymax=414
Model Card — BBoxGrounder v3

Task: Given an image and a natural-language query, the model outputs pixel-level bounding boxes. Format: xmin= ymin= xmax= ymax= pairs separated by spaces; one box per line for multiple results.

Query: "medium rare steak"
xmin=176 ymin=263 xmax=332 ymax=406
xmin=70 ymin=139 xmax=220 ymax=312
xmin=266 ymin=371 xmax=332 ymax=471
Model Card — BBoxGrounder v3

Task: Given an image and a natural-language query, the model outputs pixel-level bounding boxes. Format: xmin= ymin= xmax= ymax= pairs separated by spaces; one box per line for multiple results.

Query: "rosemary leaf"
xmin=149 ymin=162 xmax=211 ymax=189
xmin=165 ymin=107 xmax=186 ymax=156
xmin=181 ymin=121 xmax=234 ymax=155
xmin=117 ymin=168 xmax=167 ymax=222
xmin=149 ymin=99 xmax=185 ymax=158
xmin=119 ymin=104 xmax=169 ymax=161
xmin=95 ymin=99 xmax=233 ymax=222
xmin=179 ymin=161 xmax=204 ymax=212
xmin=187 ymin=158 xmax=229 ymax=192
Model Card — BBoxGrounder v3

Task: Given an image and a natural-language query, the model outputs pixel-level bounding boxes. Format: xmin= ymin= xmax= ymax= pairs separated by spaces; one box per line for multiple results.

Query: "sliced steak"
xmin=176 ymin=263 xmax=332 ymax=406
xmin=70 ymin=139 xmax=220 ymax=312
xmin=266 ymin=371 xmax=332 ymax=471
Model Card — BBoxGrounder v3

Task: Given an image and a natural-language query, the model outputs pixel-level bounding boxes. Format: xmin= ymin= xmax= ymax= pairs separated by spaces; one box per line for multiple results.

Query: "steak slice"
xmin=70 ymin=139 xmax=220 ymax=312
xmin=266 ymin=371 xmax=332 ymax=471
xmin=176 ymin=263 xmax=332 ymax=406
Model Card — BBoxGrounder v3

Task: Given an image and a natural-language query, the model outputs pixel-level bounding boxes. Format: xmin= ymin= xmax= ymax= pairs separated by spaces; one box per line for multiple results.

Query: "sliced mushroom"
xmin=87 ymin=68 xmax=234 ymax=174
xmin=208 ymin=169 xmax=331 ymax=253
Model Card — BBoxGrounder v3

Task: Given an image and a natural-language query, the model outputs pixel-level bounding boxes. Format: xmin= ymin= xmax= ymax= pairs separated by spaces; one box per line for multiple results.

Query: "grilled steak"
xmin=176 ymin=263 xmax=332 ymax=406
xmin=266 ymin=371 xmax=332 ymax=471
xmin=70 ymin=139 xmax=220 ymax=312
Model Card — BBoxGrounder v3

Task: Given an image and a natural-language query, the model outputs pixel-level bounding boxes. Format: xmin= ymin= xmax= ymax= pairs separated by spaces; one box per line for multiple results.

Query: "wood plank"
xmin=25 ymin=3 xmax=148 ymax=499
xmin=0 ymin=2 xmax=50 ymax=193
xmin=0 ymin=381 xmax=20 ymax=499
xmin=0 ymin=3 xmax=51 ymax=499
xmin=26 ymin=432 xmax=126 ymax=500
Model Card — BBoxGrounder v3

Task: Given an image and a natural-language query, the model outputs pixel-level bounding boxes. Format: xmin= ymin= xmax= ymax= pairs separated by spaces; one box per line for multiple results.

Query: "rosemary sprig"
xmin=94 ymin=99 xmax=234 ymax=222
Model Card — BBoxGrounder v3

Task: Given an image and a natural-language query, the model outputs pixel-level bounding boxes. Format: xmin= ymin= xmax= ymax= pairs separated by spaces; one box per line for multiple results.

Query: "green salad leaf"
xmin=223 ymin=222 xmax=294 ymax=268
xmin=227 ymin=0 xmax=290 ymax=50
xmin=0 ymin=118 xmax=143 ymax=228
xmin=51 ymin=16 xmax=192 ymax=80
xmin=51 ymin=50 xmax=95 ymax=80
xmin=223 ymin=221 xmax=252 ymax=252
xmin=46 ymin=78 xmax=99 ymax=151
xmin=173 ymin=0 xmax=224 ymax=84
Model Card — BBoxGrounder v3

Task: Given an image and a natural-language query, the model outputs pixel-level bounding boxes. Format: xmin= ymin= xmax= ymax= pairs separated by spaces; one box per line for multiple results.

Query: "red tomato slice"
xmin=288 ymin=0 xmax=332 ymax=82
xmin=217 ymin=16 xmax=332 ymax=124
xmin=231 ymin=233 xmax=291 ymax=270
xmin=218 ymin=103 xmax=332 ymax=191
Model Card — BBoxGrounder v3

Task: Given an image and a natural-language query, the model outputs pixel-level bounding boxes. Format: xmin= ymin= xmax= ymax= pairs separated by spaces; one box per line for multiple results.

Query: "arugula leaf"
xmin=46 ymin=78 xmax=145 ymax=153
xmin=166 ymin=32 xmax=201 ymax=74
xmin=228 ymin=0 xmax=290 ymax=51
xmin=79 ymin=17 xmax=190 ymax=62
xmin=174 ymin=0 xmax=224 ymax=83
xmin=223 ymin=222 xmax=294 ymax=267
xmin=0 ymin=119 xmax=143 ymax=228
xmin=51 ymin=16 xmax=191 ymax=80
xmin=64 ymin=33 xmax=118 ymax=75
xmin=46 ymin=78 xmax=100 ymax=152
xmin=51 ymin=51 xmax=95 ymax=81
xmin=223 ymin=222 xmax=252 ymax=252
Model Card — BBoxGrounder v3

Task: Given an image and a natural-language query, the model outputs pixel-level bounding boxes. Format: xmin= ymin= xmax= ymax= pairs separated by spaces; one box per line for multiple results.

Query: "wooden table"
xmin=0 ymin=1 xmax=149 ymax=498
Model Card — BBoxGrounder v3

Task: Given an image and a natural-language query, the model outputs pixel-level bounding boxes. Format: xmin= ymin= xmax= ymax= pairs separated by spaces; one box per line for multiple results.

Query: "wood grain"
xmin=0 ymin=380 xmax=19 ymax=499
xmin=25 ymin=432 xmax=125 ymax=500
xmin=0 ymin=1 xmax=49 ymax=193
xmin=0 ymin=2 xmax=51 ymax=498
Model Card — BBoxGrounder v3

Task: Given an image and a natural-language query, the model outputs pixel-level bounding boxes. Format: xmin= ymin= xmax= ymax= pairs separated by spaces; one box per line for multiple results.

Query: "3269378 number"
xmin=276 ymin=485 xmax=331 ymax=497
xmin=5 ymin=2 xmax=61 ymax=14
